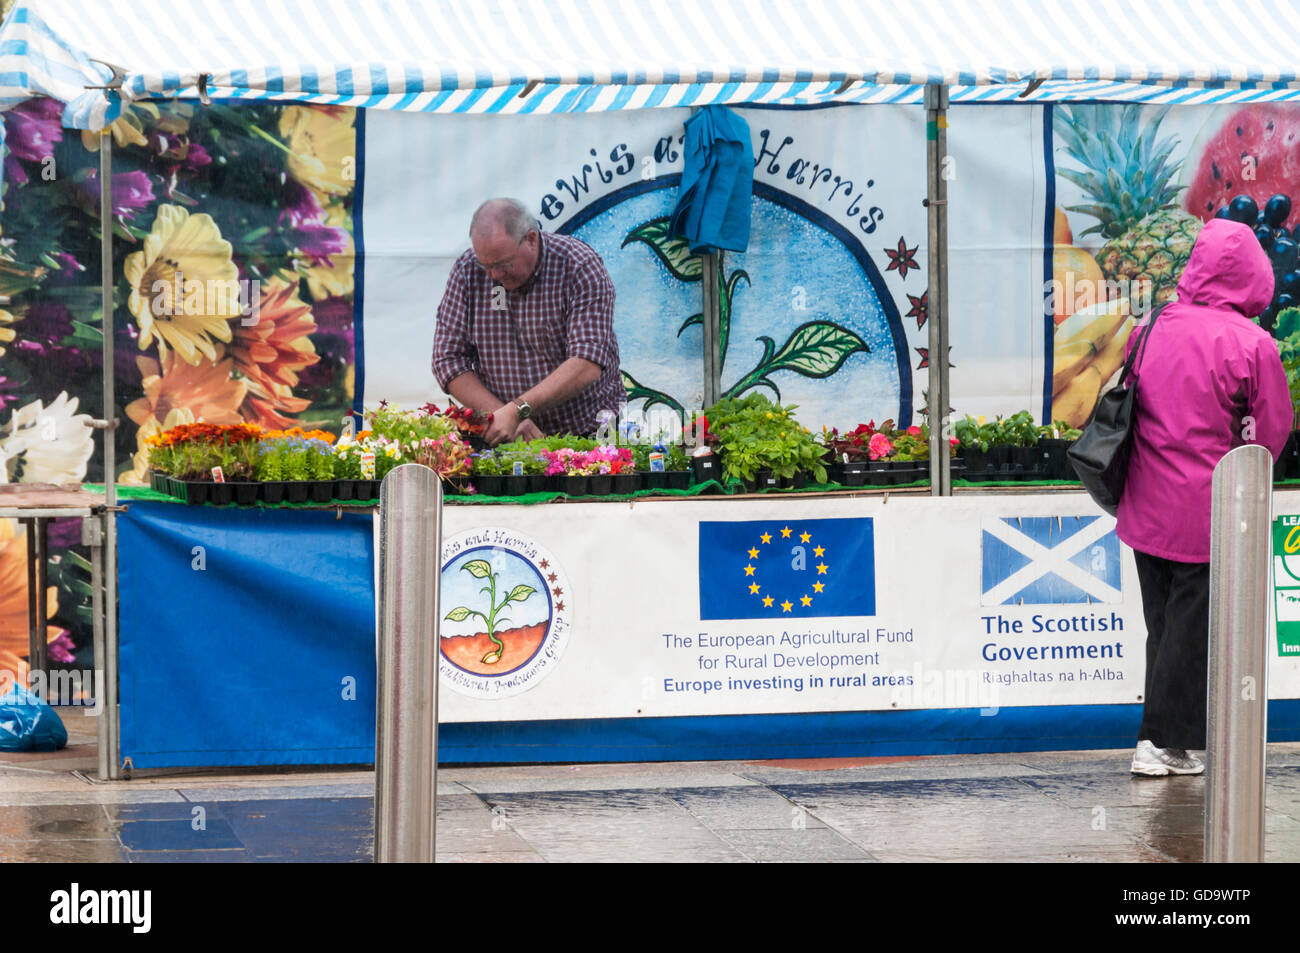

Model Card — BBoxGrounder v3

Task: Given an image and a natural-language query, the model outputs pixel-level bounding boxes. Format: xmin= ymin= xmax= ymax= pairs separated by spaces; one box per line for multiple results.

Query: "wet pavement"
xmin=4 ymin=714 xmax=1300 ymax=862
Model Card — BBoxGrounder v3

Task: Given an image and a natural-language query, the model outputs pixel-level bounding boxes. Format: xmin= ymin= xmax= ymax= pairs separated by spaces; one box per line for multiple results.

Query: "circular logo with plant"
xmin=438 ymin=528 xmax=572 ymax=698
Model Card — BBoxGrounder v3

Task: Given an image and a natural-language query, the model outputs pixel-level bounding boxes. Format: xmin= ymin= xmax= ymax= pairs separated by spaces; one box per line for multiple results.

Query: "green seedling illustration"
xmin=621 ymin=216 xmax=869 ymax=417
xmin=444 ymin=558 xmax=537 ymax=664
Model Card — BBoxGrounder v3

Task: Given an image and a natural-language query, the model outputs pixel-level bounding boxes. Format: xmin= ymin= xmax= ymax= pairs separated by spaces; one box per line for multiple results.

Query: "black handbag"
xmin=1066 ymin=303 xmax=1168 ymax=516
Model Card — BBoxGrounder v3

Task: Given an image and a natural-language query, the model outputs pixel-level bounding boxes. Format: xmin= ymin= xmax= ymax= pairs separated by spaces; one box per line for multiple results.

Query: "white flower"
xmin=1 ymin=392 xmax=95 ymax=484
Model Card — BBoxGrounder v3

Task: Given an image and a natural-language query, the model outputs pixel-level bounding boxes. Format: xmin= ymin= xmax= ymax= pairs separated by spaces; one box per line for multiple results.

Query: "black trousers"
xmin=1133 ymin=550 xmax=1211 ymax=750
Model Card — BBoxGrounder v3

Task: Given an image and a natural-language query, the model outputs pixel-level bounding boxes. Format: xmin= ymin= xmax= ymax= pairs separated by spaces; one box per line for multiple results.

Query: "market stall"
xmin=4 ymin=0 xmax=1300 ymax=770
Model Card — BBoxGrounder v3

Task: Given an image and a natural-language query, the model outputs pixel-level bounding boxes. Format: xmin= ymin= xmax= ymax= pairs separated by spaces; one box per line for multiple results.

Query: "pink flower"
xmin=906 ymin=425 xmax=923 ymax=437
xmin=868 ymin=432 xmax=893 ymax=460
xmin=47 ymin=632 xmax=76 ymax=664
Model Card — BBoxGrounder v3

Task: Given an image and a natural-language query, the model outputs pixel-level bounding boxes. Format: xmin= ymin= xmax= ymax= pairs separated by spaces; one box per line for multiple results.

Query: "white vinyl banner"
xmin=435 ymin=489 xmax=1300 ymax=724
xmin=360 ymin=102 xmax=1050 ymax=430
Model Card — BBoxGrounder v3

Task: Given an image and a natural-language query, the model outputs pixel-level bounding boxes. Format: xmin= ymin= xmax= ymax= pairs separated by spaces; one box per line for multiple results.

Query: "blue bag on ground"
xmin=0 ymin=685 xmax=68 ymax=751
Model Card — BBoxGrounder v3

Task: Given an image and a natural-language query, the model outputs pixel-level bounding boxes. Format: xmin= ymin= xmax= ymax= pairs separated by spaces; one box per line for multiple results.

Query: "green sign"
xmin=1273 ymin=515 xmax=1300 ymax=657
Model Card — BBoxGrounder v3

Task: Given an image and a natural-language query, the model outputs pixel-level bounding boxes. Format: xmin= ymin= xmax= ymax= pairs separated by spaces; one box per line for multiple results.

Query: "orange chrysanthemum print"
xmin=228 ymin=279 xmax=320 ymax=428
xmin=125 ymin=351 xmax=247 ymax=429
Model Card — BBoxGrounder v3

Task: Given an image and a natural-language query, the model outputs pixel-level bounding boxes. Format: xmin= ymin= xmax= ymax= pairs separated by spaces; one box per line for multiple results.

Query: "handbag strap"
xmin=1116 ymin=301 xmax=1168 ymax=387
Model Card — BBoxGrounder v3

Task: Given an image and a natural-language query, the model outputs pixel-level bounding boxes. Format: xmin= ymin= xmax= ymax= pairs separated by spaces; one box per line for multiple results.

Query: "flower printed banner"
xmin=0 ymin=97 xmax=357 ymax=679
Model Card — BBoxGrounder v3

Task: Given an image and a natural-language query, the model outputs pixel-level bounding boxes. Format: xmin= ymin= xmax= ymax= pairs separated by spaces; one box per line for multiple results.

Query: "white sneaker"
xmin=1131 ymin=739 xmax=1205 ymax=776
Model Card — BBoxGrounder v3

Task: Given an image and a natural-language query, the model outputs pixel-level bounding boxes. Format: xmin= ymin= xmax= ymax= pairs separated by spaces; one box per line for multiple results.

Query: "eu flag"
xmin=698 ymin=518 xmax=875 ymax=620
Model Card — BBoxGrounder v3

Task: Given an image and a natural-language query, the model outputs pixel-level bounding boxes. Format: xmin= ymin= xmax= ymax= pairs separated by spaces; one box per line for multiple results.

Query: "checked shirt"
xmin=432 ymin=231 xmax=626 ymax=437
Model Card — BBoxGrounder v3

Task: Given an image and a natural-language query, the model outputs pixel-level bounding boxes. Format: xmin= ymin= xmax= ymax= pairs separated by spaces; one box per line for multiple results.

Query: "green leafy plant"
xmin=443 ymin=559 xmax=537 ymax=665
xmin=704 ymin=393 xmax=827 ymax=483
xmin=620 ymin=217 xmax=870 ymax=420
xmin=999 ymin=410 xmax=1040 ymax=448
xmin=951 ymin=415 xmax=998 ymax=453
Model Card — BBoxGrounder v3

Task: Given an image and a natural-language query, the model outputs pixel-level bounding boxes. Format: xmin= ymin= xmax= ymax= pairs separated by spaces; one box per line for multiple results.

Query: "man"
xmin=432 ymin=197 xmax=625 ymax=445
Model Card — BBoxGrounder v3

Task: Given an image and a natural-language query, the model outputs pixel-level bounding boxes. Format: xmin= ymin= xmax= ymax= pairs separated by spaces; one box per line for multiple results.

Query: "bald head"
xmin=470 ymin=198 xmax=537 ymax=243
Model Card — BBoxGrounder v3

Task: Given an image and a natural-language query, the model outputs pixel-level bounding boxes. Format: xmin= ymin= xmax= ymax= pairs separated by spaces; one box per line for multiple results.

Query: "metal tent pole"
xmin=701 ymin=253 xmax=721 ymax=407
xmin=97 ymin=130 xmax=121 ymax=779
xmin=925 ymin=85 xmax=951 ymax=496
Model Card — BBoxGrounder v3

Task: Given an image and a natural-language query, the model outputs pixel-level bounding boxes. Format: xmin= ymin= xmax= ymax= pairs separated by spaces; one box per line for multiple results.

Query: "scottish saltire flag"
xmin=698 ymin=518 xmax=875 ymax=620
xmin=981 ymin=516 xmax=1121 ymax=606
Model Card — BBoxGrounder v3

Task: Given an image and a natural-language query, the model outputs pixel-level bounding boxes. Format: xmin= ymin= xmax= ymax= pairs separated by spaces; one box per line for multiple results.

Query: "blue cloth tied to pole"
xmin=669 ymin=105 xmax=753 ymax=254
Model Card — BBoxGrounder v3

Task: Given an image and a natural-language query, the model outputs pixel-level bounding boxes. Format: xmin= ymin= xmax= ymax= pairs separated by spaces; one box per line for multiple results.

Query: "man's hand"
xmin=515 ymin=418 xmax=544 ymax=442
xmin=484 ymin=402 xmax=519 ymax=446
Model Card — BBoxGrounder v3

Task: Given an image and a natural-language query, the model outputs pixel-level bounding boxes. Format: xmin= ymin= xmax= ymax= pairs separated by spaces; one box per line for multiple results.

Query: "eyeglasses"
xmin=474 ymin=235 xmax=528 ymax=275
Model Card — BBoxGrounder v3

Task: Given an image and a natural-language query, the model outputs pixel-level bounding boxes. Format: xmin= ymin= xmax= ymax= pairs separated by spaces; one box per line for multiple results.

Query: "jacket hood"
xmin=1173 ymin=218 xmax=1274 ymax=317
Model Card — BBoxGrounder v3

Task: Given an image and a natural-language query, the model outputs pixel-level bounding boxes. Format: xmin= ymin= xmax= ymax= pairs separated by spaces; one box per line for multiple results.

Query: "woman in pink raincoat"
xmin=1118 ymin=218 xmax=1292 ymax=776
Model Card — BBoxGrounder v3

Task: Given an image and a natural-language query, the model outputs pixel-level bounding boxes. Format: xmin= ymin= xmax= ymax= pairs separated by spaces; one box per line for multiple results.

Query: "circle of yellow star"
xmin=813 ymin=581 xmax=825 ymax=593
xmin=760 ymin=532 xmax=772 ymax=544
xmin=744 ymin=565 xmax=756 ymax=576
xmin=780 ymin=600 xmax=793 ymax=612
xmin=781 ymin=527 xmax=792 ymax=538
xmin=817 ymin=563 xmax=828 ymax=575
xmin=749 ymin=582 xmax=760 ymax=594
xmin=800 ymin=595 xmax=812 ymax=607
xmin=800 ymin=532 xmax=811 ymax=543
xmin=748 ymin=547 xmax=759 ymax=559
xmin=814 ymin=545 xmax=825 ymax=557
xmin=762 ymin=595 xmax=774 ymax=607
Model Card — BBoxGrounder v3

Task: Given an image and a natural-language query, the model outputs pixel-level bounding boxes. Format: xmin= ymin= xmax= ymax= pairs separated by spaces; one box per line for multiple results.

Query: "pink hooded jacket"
xmin=1116 ymin=218 xmax=1292 ymax=562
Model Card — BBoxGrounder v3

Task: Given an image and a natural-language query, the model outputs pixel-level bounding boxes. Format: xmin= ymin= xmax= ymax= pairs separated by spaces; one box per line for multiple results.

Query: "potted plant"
xmin=1035 ymin=419 xmax=1082 ymax=481
xmin=703 ymin=394 xmax=828 ymax=492
xmin=952 ymin=415 xmax=998 ymax=481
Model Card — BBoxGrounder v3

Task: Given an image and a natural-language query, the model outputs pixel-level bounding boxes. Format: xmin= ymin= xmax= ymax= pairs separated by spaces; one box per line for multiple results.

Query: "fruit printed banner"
xmin=1049 ymin=102 xmax=1300 ymax=429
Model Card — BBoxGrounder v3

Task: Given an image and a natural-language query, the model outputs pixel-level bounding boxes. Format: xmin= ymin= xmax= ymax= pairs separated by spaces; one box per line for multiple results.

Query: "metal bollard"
xmin=1205 ymin=444 xmax=1271 ymax=863
xmin=375 ymin=464 xmax=442 ymax=863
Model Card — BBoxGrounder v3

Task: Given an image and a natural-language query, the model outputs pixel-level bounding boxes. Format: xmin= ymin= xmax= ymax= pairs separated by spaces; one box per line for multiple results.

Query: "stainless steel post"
xmin=375 ymin=464 xmax=442 ymax=863
xmin=1205 ymin=444 xmax=1271 ymax=863
xmin=925 ymin=85 xmax=950 ymax=495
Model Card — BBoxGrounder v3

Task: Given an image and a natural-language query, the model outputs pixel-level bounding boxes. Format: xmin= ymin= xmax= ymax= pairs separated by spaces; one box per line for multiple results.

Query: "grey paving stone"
xmin=712 ymin=827 xmax=877 ymax=862
xmin=739 ymin=760 xmax=1056 ymax=787
xmin=663 ymin=785 xmax=830 ymax=830
xmin=482 ymin=789 xmax=748 ymax=862
xmin=460 ymin=772 xmax=759 ymax=794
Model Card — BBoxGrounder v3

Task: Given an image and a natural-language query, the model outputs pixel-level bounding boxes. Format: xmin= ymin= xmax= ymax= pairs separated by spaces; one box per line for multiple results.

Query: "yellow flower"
xmin=118 ymin=407 xmax=196 ymax=486
xmin=977 ymin=415 xmax=986 ymax=425
xmin=0 ymin=309 xmax=15 ymax=356
xmin=124 ymin=204 xmax=240 ymax=365
xmin=80 ymin=103 xmax=159 ymax=151
xmin=279 ymin=106 xmax=356 ymax=204
xmin=0 ymin=518 xmax=61 ymax=690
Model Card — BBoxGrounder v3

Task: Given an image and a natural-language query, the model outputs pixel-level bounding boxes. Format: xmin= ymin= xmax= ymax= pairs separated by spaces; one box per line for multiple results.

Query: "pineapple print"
xmin=1054 ymin=104 xmax=1203 ymax=305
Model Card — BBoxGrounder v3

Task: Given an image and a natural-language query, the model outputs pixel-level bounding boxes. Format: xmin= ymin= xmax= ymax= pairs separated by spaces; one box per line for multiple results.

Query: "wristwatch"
xmin=514 ymin=398 xmax=533 ymax=420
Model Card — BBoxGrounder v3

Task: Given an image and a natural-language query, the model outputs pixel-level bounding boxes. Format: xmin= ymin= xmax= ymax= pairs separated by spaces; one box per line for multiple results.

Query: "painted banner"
xmin=435 ymin=491 xmax=1300 ymax=724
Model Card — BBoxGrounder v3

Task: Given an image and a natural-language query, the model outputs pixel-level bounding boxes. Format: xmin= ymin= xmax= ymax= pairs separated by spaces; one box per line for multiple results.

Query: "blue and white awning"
xmin=3 ymin=0 xmax=1300 ymax=128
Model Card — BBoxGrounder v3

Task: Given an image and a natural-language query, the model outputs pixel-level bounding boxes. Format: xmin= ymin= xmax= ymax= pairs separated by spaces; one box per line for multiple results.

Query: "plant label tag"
xmin=361 ymin=452 xmax=376 ymax=479
xmin=211 ymin=466 xmax=225 ymax=484
xmin=649 ymin=452 xmax=665 ymax=472
xmin=512 ymin=461 xmax=524 ymax=476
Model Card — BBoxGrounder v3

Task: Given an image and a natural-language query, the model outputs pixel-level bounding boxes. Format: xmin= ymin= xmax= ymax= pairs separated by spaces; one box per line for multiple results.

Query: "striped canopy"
xmin=3 ymin=0 xmax=1300 ymax=128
